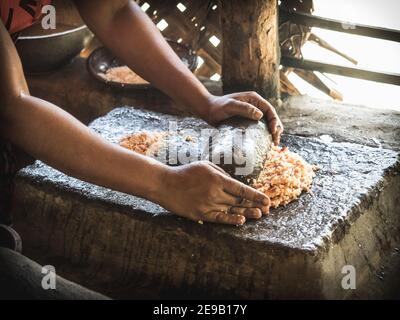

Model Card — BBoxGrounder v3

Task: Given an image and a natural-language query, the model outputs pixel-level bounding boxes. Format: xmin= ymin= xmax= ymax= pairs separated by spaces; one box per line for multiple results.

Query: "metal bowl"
xmin=15 ymin=24 xmax=92 ymax=74
xmin=87 ymin=39 xmax=198 ymax=90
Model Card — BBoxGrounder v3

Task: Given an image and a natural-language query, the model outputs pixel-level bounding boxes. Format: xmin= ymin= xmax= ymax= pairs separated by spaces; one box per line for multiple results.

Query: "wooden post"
xmin=220 ymin=0 xmax=280 ymax=103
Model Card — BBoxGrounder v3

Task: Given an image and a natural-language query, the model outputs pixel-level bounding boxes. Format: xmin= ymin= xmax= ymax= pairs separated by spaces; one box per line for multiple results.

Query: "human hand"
xmin=158 ymin=161 xmax=270 ymax=225
xmin=203 ymin=92 xmax=283 ymax=145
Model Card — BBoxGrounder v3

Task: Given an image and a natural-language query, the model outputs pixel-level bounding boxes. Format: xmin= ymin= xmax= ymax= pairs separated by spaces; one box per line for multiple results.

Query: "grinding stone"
xmin=92 ymin=107 xmax=272 ymax=183
xmin=18 ymin=106 xmax=399 ymax=251
xmin=13 ymin=106 xmax=400 ymax=298
xmin=208 ymin=117 xmax=273 ymax=183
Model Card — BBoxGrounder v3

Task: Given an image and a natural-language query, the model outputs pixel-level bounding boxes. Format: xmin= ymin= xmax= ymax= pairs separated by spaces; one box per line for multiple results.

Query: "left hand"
xmin=203 ymin=92 xmax=283 ymax=145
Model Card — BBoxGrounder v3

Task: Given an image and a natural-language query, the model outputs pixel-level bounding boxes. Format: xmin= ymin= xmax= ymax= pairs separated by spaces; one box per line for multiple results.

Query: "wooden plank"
xmin=280 ymin=9 xmax=400 ymax=43
xmin=281 ymin=56 xmax=400 ymax=85
xmin=196 ymin=48 xmax=221 ymax=76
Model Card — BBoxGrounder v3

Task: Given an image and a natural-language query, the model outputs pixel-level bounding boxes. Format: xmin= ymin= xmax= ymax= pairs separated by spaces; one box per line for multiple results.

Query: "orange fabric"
xmin=1 ymin=0 xmax=52 ymax=34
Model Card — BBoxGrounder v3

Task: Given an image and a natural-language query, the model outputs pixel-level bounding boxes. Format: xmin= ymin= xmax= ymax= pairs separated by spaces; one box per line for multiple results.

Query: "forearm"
xmin=76 ymin=0 xmax=212 ymax=118
xmin=1 ymin=94 xmax=167 ymax=202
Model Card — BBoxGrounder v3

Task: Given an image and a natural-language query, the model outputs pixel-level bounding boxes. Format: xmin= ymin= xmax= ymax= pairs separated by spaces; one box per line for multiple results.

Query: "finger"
xmin=275 ymin=124 xmax=283 ymax=146
xmin=221 ymin=176 xmax=270 ymax=205
xmin=263 ymin=104 xmax=279 ymax=132
xmin=267 ymin=112 xmax=283 ymax=146
xmin=235 ymin=200 xmax=271 ymax=215
xmin=262 ymin=204 xmax=270 ymax=216
xmin=246 ymin=94 xmax=283 ymax=145
xmin=223 ymin=99 xmax=263 ymax=121
xmin=203 ymin=211 xmax=246 ymax=225
xmin=226 ymin=91 xmax=258 ymax=102
xmin=258 ymin=196 xmax=271 ymax=215
xmin=218 ymin=192 xmax=262 ymax=208
xmin=229 ymin=207 xmax=262 ymax=219
xmin=230 ymin=91 xmax=271 ymax=113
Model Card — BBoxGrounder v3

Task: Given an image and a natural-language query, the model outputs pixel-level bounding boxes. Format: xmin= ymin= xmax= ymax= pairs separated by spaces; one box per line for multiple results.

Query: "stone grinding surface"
xmin=18 ymin=107 xmax=399 ymax=252
xmin=90 ymin=107 xmax=273 ymax=182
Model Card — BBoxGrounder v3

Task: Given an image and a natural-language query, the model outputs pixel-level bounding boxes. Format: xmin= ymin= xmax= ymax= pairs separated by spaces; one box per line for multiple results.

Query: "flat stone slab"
xmin=280 ymin=95 xmax=400 ymax=151
xmin=12 ymin=107 xmax=400 ymax=299
xmin=91 ymin=107 xmax=272 ymax=182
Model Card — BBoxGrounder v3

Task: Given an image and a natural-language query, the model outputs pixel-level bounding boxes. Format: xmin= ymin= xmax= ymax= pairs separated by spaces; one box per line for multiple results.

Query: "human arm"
xmin=0 ymin=22 xmax=269 ymax=224
xmin=74 ymin=0 xmax=283 ymax=145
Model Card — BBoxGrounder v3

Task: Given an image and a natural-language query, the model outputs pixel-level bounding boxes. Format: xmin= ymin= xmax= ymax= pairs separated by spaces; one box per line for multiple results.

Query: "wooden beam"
xmin=280 ymin=9 xmax=400 ymax=43
xmin=220 ymin=0 xmax=280 ymax=102
xmin=281 ymin=56 xmax=400 ymax=85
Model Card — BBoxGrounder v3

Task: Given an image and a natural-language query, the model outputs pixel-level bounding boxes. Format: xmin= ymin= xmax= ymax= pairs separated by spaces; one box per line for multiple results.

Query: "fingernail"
xmin=254 ymin=209 xmax=262 ymax=219
xmin=262 ymin=197 xmax=270 ymax=206
xmin=237 ymin=216 xmax=246 ymax=225
xmin=255 ymin=111 xmax=263 ymax=120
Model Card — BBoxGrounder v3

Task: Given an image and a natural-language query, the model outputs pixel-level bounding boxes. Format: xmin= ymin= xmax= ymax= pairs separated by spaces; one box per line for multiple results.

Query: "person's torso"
xmin=0 ymin=1 xmax=52 ymax=223
xmin=1 ymin=0 xmax=52 ymax=35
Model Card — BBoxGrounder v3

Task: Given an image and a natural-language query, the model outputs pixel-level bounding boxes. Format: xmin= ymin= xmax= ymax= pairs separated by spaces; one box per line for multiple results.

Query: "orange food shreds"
xmin=100 ymin=66 xmax=148 ymax=85
xmin=119 ymin=132 xmax=165 ymax=155
xmin=252 ymin=146 xmax=318 ymax=208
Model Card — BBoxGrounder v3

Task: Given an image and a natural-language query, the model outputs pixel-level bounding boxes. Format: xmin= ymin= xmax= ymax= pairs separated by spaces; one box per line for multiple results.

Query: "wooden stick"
xmin=281 ymin=56 xmax=400 ymax=85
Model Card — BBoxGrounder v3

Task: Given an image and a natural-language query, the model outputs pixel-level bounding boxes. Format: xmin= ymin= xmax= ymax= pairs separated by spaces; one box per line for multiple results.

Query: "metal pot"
xmin=15 ymin=23 xmax=93 ymax=74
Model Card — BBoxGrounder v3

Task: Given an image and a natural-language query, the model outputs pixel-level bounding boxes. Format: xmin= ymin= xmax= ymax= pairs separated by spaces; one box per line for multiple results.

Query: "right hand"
xmin=158 ymin=161 xmax=270 ymax=225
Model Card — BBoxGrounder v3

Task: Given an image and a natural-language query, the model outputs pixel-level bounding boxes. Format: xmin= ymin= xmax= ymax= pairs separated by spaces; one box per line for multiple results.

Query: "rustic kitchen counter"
xmin=16 ymin=56 xmax=400 ymax=298
xmin=12 ymin=106 xmax=400 ymax=299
